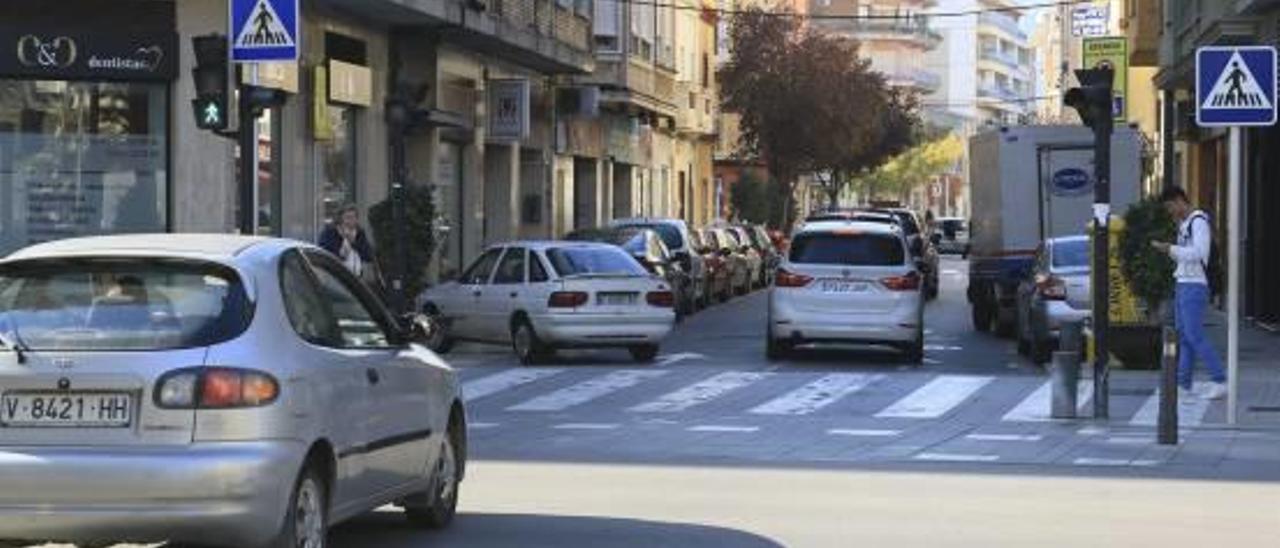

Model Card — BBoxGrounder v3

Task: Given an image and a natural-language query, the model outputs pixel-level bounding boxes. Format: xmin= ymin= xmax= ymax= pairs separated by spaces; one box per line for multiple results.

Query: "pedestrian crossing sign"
xmin=1196 ymin=46 xmax=1277 ymax=127
xmin=230 ymin=0 xmax=299 ymax=62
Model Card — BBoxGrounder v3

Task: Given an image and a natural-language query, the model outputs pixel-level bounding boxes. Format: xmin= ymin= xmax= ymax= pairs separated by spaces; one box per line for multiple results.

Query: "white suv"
xmin=767 ymin=221 xmax=925 ymax=362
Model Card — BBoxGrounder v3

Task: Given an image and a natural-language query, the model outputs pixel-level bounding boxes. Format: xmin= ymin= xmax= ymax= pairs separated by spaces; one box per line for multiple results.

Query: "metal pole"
xmin=1228 ymin=126 xmax=1241 ymax=425
xmin=1092 ymin=115 xmax=1113 ymax=420
xmin=1158 ymin=326 xmax=1179 ymax=444
xmin=1161 ymin=91 xmax=1177 ymax=191
xmin=237 ymin=84 xmax=256 ymax=235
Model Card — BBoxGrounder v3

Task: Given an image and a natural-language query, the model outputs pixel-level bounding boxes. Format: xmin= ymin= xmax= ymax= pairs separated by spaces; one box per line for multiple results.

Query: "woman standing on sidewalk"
xmin=1151 ymin=187 xmax=1227 ymax=401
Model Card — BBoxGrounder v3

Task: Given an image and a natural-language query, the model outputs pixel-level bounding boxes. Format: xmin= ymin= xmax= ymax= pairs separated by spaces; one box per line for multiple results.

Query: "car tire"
xmin=766 ymin=337 xmax=792 ymax=361
xmin=902 ymin=337 xmax=924 ymax=364
xmin=511 ymin=318 xmax=549 ymax=365
xmin=266 ymin=463 xmax=328 ymax=548
xmin=423 ymin=305 xmax=454 ymax=354
xmin=629 ymin=344 xmax=659 ymax=363
xmin=1029 ymin=336 xmax=1052 ymax=365
xmin=405 ymin=427 xmax=461 ymax=529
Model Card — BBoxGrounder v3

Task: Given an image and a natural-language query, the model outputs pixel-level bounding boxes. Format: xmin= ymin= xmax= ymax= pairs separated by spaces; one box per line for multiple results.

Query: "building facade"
xmin=811 ymin=0 xmax=943 ymax=96
xmin=927 ymin=0 xmax=1033 ymax=128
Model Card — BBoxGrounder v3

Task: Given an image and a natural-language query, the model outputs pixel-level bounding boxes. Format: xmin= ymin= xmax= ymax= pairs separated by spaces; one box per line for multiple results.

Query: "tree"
xmin=853 ymin=133 xmax=964 ymax=204
xmin=729 ymin=171 xmax=771 ymax=225
xmin=817 ymin=89 xmax=921 ymax=207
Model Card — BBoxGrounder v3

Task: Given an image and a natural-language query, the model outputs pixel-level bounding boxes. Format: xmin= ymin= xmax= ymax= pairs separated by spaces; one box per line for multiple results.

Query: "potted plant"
xmin=1112 ymin=197 xmax=1177 ymax=368
xmin=369 ymin=185 xmax=438 ymax=312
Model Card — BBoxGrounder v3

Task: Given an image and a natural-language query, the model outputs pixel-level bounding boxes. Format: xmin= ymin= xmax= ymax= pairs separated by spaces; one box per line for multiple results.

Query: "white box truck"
xmin=966 ymin=125 xmax=1144 ymax=335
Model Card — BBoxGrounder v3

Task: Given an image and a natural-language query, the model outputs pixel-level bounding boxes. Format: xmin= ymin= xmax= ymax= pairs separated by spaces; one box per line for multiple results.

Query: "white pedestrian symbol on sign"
xmin=235 ymin=0 xmax=295 ymax=48
xmin=1202 ymin=52 xmax=1274 ymax=110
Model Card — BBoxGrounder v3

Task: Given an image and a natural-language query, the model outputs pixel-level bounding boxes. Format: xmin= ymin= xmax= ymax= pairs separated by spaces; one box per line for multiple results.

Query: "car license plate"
xmin=598 ymin=292 xmax=638 ymax=306
xmin=1 ymin=392 xmax=133 ymax=428
xmin=819 ymin=280 xmax=869 ymax=294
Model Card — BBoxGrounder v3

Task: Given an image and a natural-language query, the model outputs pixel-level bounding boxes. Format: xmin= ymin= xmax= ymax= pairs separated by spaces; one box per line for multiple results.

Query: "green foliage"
xmin=730 ymin=172 xmax=772 ymax=225
xmin=1121 ymin=198 xmax=1176 ymax=310
xmin=853 ymin=134 xmax=964 ymax=202
xmin=368 ymin=185 xmax=437 ymax=302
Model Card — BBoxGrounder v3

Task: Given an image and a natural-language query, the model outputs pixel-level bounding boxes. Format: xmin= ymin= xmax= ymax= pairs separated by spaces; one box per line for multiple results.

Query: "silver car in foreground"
xmin=1016 ymin=235 xmax=1091 ymax=363
xmin=0 ymin=235 xmax=466 ymax=548
xmin=420 ymin=241 xmax=676 ymax=364
xmin=767 ymin=221 xmax=925 ymax=362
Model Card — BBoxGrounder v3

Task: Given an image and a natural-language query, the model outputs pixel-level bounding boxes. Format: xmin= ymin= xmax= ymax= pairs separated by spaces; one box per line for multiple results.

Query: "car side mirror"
xmin=402 ymin=313 xmax=437 ymax=345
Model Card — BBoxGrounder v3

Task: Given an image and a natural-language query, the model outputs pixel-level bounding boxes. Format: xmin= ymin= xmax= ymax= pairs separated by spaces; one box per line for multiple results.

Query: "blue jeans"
xmin=1175 ymin=283 xmax=1226 ymax=389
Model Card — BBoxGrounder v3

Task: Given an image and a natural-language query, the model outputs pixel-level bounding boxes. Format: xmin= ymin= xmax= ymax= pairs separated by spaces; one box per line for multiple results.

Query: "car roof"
xmin=797 ymin=220 xmax=902 ymax=235
xmin=611 ymin=217 xmax=687 ymax=228
xmin=487 ymin=240 xmax=627 ymax=251
xmin=3 ymin=234 xmax=275 ymax=262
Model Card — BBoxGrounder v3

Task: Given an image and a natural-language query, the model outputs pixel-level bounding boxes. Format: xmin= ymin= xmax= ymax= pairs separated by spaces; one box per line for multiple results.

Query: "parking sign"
xmin=230 ymin=0 xmax=299 ymax=62
xmin=1196 ymin=46 xmax=1277 ymax=127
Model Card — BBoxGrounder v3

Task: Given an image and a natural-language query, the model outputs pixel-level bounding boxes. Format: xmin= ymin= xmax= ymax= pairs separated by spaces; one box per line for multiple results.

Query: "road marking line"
xmin=1106 ymin=436 xmax=1151 ymax=445
xmin=749 ymin=373 xmax=884 ymax=415
xmin=688 ymin=425 xmax=759 ymax=433
xmin=827 ymin=428 xmax=902 ymax=437
xmin=965 ymin=433 xmax=1043 ymax=442
xmin=469 ymin=422 xmax=500 ymax=429
xmin=1129 ymin=382 xmax=1212 ymax=427
xmin=1073 ymin=457 xmax=1133 ymax=466
xmin=463 ymin=368 xmax=564 ymax=402
xmin=553 ymin=423 xmax=620 ymax=430
xmin=655 ymin=352 xmax=708 ymax=367
xmin=875 ymin=375 xmax=994 ymax=419
xmin=914 ymin=452 xmax=1000 ymax=463
xmin=629 ymin=371 xmax=770 ymax=413
xmin=507 ymin=370 xmax=667 ymax=412
xmin=1001 ymin=380 xmax=1094 ymax=422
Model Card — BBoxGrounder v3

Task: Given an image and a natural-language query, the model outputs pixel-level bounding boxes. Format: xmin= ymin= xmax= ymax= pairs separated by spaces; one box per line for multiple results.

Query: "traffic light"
xmin=1063 ymin=68 xmax=1114 ymax=129
xmin=191 ymin=34 xmax=229 ymax=131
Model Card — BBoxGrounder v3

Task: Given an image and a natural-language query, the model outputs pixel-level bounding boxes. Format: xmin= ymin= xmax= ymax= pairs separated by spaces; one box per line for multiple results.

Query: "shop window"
xmin=318 ymin=107 xmax=357 ymax=228
xmin=0 ymin=80 xmax=168 ymax=255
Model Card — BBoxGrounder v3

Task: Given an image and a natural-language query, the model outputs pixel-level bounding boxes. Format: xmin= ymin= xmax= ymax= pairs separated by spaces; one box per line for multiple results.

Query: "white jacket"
xmin=1169 ymin=210 xmax=1210 ymax=285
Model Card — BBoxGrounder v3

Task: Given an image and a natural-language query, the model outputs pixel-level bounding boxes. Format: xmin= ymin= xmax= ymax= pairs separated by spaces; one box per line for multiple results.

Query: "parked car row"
xmin=417 ymin=217 xmax=782 ymax=365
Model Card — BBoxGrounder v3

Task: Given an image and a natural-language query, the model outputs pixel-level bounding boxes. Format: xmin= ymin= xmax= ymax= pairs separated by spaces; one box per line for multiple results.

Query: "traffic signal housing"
xmin=191 ymin=34 xmax=229 ymax=131
xmin=1064 ymin=68 xmax=1114 ymax=130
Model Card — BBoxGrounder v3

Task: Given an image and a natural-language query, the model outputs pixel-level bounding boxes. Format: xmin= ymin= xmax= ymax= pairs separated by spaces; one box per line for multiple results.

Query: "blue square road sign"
xmin=230 ymin=0 xmax=300 ymax=62
xmin=1196 ymin=46 xmax=1277 ymax=127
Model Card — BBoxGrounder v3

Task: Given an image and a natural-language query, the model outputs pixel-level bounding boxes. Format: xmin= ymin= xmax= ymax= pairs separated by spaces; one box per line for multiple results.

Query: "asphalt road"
xmin=24 ymin=257 xmax=1280 ymax=548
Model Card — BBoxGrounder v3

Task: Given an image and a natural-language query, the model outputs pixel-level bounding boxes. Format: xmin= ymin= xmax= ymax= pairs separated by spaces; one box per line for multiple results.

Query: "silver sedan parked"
xmin=0 ymin=235 xmax=467 ymax=548
xmin=1016 ymin=235 xmax=1091 ymax=364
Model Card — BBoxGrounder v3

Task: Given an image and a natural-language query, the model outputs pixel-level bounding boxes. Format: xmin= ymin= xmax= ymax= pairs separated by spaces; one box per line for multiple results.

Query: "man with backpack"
xmin=1151 ymin=187 xmax=1227 ymax=401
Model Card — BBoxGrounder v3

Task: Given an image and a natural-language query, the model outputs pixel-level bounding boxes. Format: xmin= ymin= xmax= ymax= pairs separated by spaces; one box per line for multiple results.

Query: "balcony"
xmin=1121 ymin=0 xmax=1160 ymax=67
xmin=978 ymin=47 xmax=1028 ymax=76
xmin=833 ymin=17 xmax=942 ymax=49
xmin=434 ymin=0 xmax=594 ymax=74
xmin=884 ymin=69 xmax=942 ymax=93
xmin=977 ymin=83 xmax=1022 ymax=105
xmin=978 ymin=12 xmax=1027 ymax=42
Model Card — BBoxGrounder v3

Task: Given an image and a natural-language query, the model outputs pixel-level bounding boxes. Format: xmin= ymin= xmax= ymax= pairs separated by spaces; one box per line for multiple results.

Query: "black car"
xmin=565 ymin=227 xmax=696 ymax=318
xmin=869 ymin=208 xmax=940 ymax=300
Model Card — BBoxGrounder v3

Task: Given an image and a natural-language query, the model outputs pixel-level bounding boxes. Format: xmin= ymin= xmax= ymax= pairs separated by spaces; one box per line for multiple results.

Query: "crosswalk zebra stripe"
xmin=1129 ymin=382 xmax=1213 ymax=427
xmin=629 ymin=371 xmax=770 ymax=413
xmin=914 ymin=452 xmax=1000 ymax=463
xmin=463 ymin=368 xmax=564 ymax=402
xmin=827 ymin=428 xmax=901 ymax=437
xmin=507 ymin=370 xmax=667 ymax=412
xmin=875 ymin=375 xmax=994 ymax=419
xmin=1001 ymin=380 xmax=1094 ymax=422
xmin=748 ymin=373 xmax=884 ymax=415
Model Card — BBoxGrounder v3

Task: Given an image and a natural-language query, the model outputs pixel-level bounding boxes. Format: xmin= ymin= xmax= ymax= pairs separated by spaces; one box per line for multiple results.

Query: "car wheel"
xmin=406 ymin=428 xmax=461 ymax=529
xmin=629 ymin=344 xmax=660 ymax=363
xmin=267 ymin=463 xmax=328 ymax=548
xmin=1029 ymin=335 xmax=1052 ymax=365
xmin=766 ymin=337 xmax=791 ymax=361
xmin=511 ymin=318 xmax=549 ymax=365
xmin=902 ymin=336 xmax=924 ymax=364
xmin=423 ymin=305 xmax=454 ymax=354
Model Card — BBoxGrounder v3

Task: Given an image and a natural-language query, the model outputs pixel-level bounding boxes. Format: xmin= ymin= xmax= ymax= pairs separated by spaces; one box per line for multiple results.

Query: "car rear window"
xmin=545 ymin=247 xmax=648 ymax=277
xmin=1052 ymin=240 xmax=1089 ymax=268
xmin=621 ymin=223 xmax=683 ymax=250
xmin=0 ymin=258 xmax=252 ymax=351
xmin=789 ymin=233 xmax=905 ymax=266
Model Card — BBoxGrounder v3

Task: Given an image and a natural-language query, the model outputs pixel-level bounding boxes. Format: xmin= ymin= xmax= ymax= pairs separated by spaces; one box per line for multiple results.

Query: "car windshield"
xmin=789 ymin=232 xmax=905 ymax=266
xmin=545 ymin=247 xmax=648 ymax=277
xmin=891 ymin=212 xmax=920 ymax=236
xmin=621 ymin=223 xmax=683 ymax=250
xmin=940 ymin=219 xmax=965 ymax=238
xmin=0 ymin=258 xmax=252 ymax=351
xmin=1052 ymin=239 xmax=1090 ymax=269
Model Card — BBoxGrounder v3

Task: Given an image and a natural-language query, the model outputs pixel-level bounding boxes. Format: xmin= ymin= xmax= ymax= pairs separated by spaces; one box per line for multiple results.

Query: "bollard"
xmin=1051 ymin=350 xmax=1080 ymax=419
xmin=1157 ymin=326 xmax=1179 ymax=445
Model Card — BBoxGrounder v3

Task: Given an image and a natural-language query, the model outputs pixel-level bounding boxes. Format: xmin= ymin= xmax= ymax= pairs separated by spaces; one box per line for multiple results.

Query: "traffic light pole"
xmin=237 ymin=84 xmax=257 ymax=235
xmin=1092 ymin=117 xmax=1112 ymax=419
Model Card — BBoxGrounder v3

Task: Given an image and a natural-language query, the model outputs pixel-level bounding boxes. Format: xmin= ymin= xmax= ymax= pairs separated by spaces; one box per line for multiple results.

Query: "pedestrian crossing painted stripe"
xmin=507 ymin=370 xmax=667 ymax=412
xmin=463 ymin=368 xmax=563 ymax=402
xmin=1001 ymin=380 xmax=1094 ymax=422
xmin=875 ymin=375 xmax=994 ymax=419
xmin=629 ymin=371 xmax=770 ymax=413
xmin=1129 ymin=382 xmax=1212 ymax=427
xmin=914 ymin=452 xmax=1000 ymax=463
xmin=749 ymin=373 xmax=883 ymax=415
xmin=965 ymin=433 xmax=1043 ymax=442
xmin=827 ymin=428 xmax=901 ymax=437
xmin=688 ymin=425 xmax=759 ymax=433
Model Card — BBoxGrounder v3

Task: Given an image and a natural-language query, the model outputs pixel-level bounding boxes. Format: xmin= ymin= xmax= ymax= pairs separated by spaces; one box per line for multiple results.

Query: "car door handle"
xmin=510 ymin=292 xmax=518 ymax=298
xmin=366 ymin=368 xmax=381 ymax=385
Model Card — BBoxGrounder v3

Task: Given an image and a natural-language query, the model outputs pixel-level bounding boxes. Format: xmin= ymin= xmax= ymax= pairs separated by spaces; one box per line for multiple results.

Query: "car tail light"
xmin=646 ymin=291 xmax=675 ymax=307
xmin=155 ymin=367 xmax=280 ymax=409
xmin=1036 ymin=274 xmax=1067 ymax=301
xmin=775 ymin=268 xmax=813 ymax=288
xmin=882 ymin=271 xmax=921 ymax=291
xmin=548 ymin=291 xmax=589 ymax=308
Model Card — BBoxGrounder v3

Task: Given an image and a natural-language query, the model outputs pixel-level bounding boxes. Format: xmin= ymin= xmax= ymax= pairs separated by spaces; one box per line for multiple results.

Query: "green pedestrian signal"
xmin=192 ymin=95 xmax=228 ymax=131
